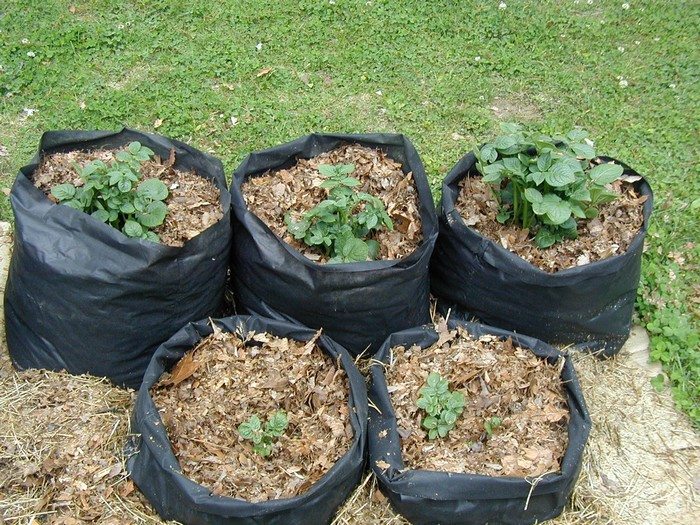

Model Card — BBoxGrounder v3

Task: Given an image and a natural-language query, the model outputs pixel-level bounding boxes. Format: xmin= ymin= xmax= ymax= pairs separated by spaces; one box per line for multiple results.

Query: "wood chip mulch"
xmin=33 ymin=147 xmax=223 ymax=247
xmin=151 ymin=327 xmax=353 ymax=503
xmin=242 ymin=144 xmax=423 ymax=262
xmin=456 ymin=176 xmax=647 ymax=272
xmin=383 ymin=322 xmax=569 ymax=477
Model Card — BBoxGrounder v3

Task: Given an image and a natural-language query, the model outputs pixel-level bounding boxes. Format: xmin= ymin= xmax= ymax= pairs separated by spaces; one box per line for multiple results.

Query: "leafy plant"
xmin=285 ymin=163 xmax=393 ymax=263
xmin=474 ymin=123 xmax=624 ymax=248
xmin=50 ymin=141 xmax=169 ymax=242
xmin=484 ymin=416 xmax=502 ymax=437
xmin=416 ymin=372 xmax=465 ymax=440
xmin=237 ymin=411 xmax=289 ymax=457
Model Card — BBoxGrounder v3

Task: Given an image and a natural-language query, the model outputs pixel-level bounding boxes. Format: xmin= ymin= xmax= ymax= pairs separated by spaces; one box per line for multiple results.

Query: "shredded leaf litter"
xmin=384 ymin=322 xmax=569 ymax=477
xmin=242 ymin=144 xmax=423 ymax=262
xmin=33 ymin=148 xmax=223 ymax=247
xmin=457 ymin=177 xmax=646 ymax=272
xmin=151 ymin=328 xmax=352 ymax=502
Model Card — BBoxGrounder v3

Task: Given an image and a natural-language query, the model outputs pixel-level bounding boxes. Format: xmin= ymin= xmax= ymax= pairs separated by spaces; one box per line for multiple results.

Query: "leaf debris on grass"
xmin=243 ymin=144 xmax=423 ymax=263
xmin=151 ymin=329 xmax=353 ymax=502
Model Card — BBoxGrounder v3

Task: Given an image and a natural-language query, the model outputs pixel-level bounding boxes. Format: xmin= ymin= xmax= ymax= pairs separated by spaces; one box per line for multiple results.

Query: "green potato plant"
xmin=50 ymin=141 xmax=169 ymax=243
xmin=416 ymin=372 xmax=465 ymax=440
xmin=237 ymin=410 xmax=289 ymax=457
xmin=474 ymin=123 xmax=624 ymax=248
xmin=484 ymin=416 xmax=502 ymax=438
xmin=285 ymin=163 xmax=394 ymax=263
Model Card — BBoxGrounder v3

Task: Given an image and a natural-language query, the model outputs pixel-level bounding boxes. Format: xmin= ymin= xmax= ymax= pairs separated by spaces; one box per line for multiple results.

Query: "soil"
xmin=242 ymin=144 xmax=423 ymax=262
xmin=32 ymin=147 xmax=223 ymax=247
xmin=151 ymin=327 xmax=353 ymax=502
xmin=383 ymin=322 xmax=569 ymax=477
xmin=456 ymin=174 xmax=646 ymax=273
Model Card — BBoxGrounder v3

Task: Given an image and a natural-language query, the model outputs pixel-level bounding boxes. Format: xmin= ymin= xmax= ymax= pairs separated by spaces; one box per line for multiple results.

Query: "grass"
xmin=0 ymin=0 xmax=698 ymax=423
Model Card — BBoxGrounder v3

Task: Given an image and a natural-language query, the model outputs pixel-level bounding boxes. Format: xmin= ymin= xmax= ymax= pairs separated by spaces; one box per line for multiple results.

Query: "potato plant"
xmin=416 ymin=372 xmax=465 ymax=440
xmin=50 ymin=141 xmax=169 ymax=242
xmin=285 ymin=163 xmax=393 ymax=263
xmin=474 ymin=123 xmax=624 ymax=248
xmin=237 ymin=411 xmax=289 ymax=457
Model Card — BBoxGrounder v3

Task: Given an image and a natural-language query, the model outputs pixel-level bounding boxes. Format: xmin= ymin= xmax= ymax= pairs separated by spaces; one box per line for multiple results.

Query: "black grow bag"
xmin=230 ymin=133 xmax=438 ymax=356
xmin=430 ymin=153 xmax=653 ymax=356
xmin=3 ymin=129 xmax=232 ymax=388
xmin=127 ymin=314 xmax=368 ymax=525
xmin=368 ymin=319 xmax=591 ymax=525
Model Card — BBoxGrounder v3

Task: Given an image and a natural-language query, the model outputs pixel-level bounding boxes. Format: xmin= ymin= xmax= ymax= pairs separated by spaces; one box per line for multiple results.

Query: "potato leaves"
xmin=475 ymin=124 xmax=624 ymax=248
xmin=238 ymin=411 xmax=289 ymax=458
xmin=285 ymin=163 xmax=393 ymax=263
xmin=49 ymin=142 xmax=169 ymax=243
xmin=416 ymin=372 xmax=465 ymax=440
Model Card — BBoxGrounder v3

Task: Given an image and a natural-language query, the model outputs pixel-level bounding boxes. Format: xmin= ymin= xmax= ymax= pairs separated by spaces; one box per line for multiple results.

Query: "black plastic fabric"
xmin=127 ymin=315 xmax=368 ymax=525
xmin=230 ymin=133 xmax=438 ymax=357
xmin=430 ymin=153 xmax=653 ymax=356
xmin=4 ymin=128 xmax=232 ymax=389
xmin=368 ymin=319 xmax=591 ymax=525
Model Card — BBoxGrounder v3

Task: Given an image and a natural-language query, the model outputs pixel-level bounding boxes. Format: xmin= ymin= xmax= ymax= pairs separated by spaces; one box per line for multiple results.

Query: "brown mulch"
xmin=151 ymin=327 xmax=353 ymax=503
xmin=242 ymin=144 xmax=423 ymax=262
xmin=383 ymin=322 xmax=569 ymax=477
xmin=33 ymin=147 xmax=223 ymax=247
xmin=456 ymin=176 xmax=646 ymax=272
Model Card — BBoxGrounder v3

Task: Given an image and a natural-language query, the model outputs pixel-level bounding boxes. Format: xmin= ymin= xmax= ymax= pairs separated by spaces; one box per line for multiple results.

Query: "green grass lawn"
xmin=1 ymin=0 xmax=698 ymax=423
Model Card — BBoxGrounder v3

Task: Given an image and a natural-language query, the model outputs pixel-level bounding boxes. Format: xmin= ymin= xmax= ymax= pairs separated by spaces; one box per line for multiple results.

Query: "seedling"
xmin=285 ymin=163 xmax=393 ymax=263
xmin=50 ymin=141 xmax=169 ymax=242
xmin=484 ymin=416 xmax=502 ymax=438
xmin=416 ymin=372 xmax=465 ymax=440
xmin=237 ymin=411 xmax=288 ymax=457
xmin=474 ymin=123 xmax=624 ymax=248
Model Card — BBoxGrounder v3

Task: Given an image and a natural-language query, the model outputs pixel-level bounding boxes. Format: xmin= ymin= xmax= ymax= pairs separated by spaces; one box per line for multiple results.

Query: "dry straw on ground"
xmin=0 ymin=222 xmax=698 ymax=524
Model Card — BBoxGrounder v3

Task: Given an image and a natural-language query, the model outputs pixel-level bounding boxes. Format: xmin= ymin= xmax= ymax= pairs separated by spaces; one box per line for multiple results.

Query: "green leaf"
xmin=437 ymin=425 xmax=450 ymax=438
xmin=570 ymin=142 xmax=595 ymax=159
xmin=545 ymin=199 xmax=572 ymax=225
xmin=535 ymin=228 xmax=557 ymax=248
xmin=123 ymin=220 xmax=143 ymax=238
xmin=537 ymin=152 xmax=552 ymax=172
xmin=493 ymin=135 xmax=517 ymax=151
xmin=523 ymin=187 xmax=543 ymax=204
xmin=91 ymin=209 xmax=110 ymax=223
xmin=502 ymin=156 xmax=525 ymax=175
xmin=589 ymin=163 xmax=623 ymax=185
xmin=317 ymin=164 xmax=337 ymax=177
xmin=366 ymin=239 xmax=380 ymax=259
xmin=137 ymin=178 xmax=169 ymax=201
xmin=479 ymin=144 xmax=498 ymax=163
xmin=496 ymin=209 xmax=510 ymax=224
xmin=117 ymin=179 xmax=132 ymax=193
xmin=426 ymin=372 xmax=441 ymax=388
xmin=115 ymin=151 xmax=131 ymax=162
xmin=422 ymin=416 xmax=438 ymax=430
xmin=545 ymin=161 xmax=577 ymax=187
xmin=120 ymin=202 xmax=136 ymax=214
xmin=567 ymin=128 xmax=588 ymax=142
xmin=51 ymin=183 xmax=76 ymax=201
xmin=529 ymin=171 xmax=546 ymax=185
xmin=136 ymin=201 xmax=168 ymax=228
xmin=144 ymin=231 xmax=160 ymax=243
xmin=127 ymin=141 xmax=142 ymax=154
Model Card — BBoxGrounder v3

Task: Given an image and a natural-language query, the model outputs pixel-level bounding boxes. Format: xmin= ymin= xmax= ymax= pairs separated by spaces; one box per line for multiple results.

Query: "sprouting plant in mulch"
xmin=285 ymin=163 xmax=394 ymax=263
xmin=237 ymin=411 xmax=289 ymax=457
xmin=484 ymin=416 xmax=502 ymax=438
xmin=50 ymin=141 xmax=169 ymax=242
xmin=416 ymin=372 xmax=465 ymax=440
xmin=474 ymin=123 xmax=624 ymax=248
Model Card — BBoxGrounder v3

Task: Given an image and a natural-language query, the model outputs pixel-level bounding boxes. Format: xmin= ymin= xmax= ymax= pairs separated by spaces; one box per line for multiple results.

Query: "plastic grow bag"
xmin=430 ymin=153 xmax=653 ymax=356
xmin=230 ymin=133 xmax=438 ymax=357
xmin=368 ymin=319 xmax=591 ymax=525
xmin=126 ymin=314 xmax=368 ymax=525
xmin=4 ymin=128 xmax=232 ymax=389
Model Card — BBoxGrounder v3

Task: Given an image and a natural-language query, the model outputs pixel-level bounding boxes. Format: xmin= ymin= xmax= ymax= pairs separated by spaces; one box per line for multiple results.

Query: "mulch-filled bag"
xmin=230 ymin=133 xmax=438 ymax=356
xmin=4 ymin=128 xmax=232 ymax=388
xmin=430 ymin=153 xmax=653 ymax=356
xmin=126 ymin=315 xmax=368 ymax=525
xmin=368 ymin=319 xmax=591 ymax=525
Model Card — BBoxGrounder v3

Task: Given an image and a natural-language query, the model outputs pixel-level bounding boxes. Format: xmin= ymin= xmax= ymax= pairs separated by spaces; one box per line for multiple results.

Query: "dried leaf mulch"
xmin=242 ymin=144 xmax=423 ymax=262
xmin=456 ymin=176 xmax=646 ymax=272
xmin=151 ymin=327 xmax=353 ymax=503
xmin=382 ymin=322 xmax=569 ymax=477
xmin=33 ymin=147 xmax=223 ymax=247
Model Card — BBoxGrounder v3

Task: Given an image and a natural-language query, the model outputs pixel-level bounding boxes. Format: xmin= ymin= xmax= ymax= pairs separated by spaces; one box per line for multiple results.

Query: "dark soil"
xmin=151 ymin=328 xmax=353 ymax=502
xmin=383 ymin=321 xmax=569 ymax=477
xmin=242 ymin=144 xmax=423 ymax=262
xmin=33 ymin=148 xmax=223 ymax=247
xmin=456 ymin=175 xmax=646 ymax=272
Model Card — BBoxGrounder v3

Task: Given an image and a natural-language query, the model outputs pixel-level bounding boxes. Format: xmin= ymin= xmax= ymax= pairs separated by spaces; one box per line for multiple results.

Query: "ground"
xmin=0 ymin=0 xmax=698 ymax=522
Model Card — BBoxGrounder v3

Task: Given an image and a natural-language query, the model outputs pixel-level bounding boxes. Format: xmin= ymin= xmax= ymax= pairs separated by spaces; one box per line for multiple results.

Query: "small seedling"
xmin=285 ymin=163 xmax=393 ymax=263
xmin=484 ymin=416 xmax=502 ymax=438
xmin=416 ymin=372 xmax=465 ymax=440
xmin=237 ymin=410 xmax=288 ymax=457
xmin=50 ymin=141 xmax=169 ymax=242
xmin=474 ymin=123 xmax=624 ymax=248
